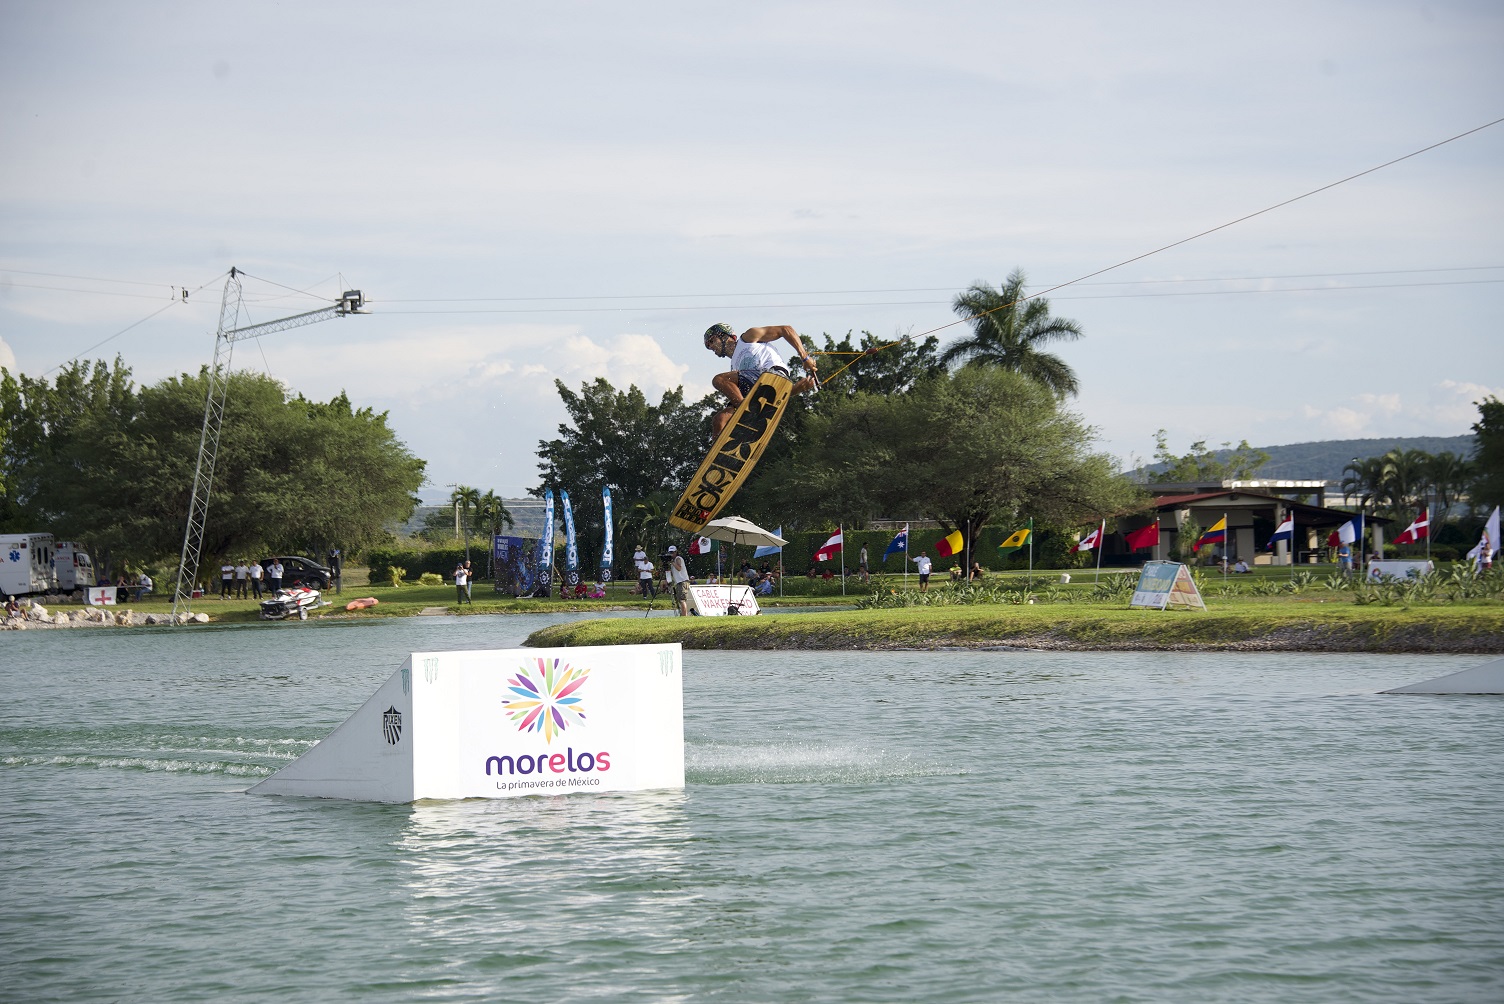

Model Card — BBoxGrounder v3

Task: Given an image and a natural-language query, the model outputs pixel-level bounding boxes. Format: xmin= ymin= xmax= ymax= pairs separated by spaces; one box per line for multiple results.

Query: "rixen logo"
xmin=484 ymin=746 xmax=611 ymax=776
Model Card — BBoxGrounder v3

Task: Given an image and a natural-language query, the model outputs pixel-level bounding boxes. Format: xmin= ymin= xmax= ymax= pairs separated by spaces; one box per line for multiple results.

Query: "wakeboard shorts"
xmin=736 ymin=365 xmax=790 ymax=394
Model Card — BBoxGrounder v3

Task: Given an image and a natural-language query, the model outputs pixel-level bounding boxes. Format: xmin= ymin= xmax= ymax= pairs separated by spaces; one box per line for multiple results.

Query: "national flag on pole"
xmin=1266 ymin=516 xmax=1294 ymax=549
xmin=753 ymin=528 xmax=783 ymax=559
xmin=1073 ymin=522 xmax=1103 ymax=553
xmin=935 ymin=530 xmax=964 ymax=558
xmin=1124 ymin=522 xmax=1160 ymax=551
xmin=1467 ymin=506 xmax=1500 ymax=569
xmin=1193 ymin=517 xmax=1226 ymax=553
xmin=814 ymin=528 xmax=843 ymax=562
xmin=687 ymin=535 xmax=712 ymax=555
xmin=997 ymin=527 xmax=1031 ymax=554
xmin=1325 ymin=515 xmax=1364 ymax=547
xmin=1393 ymin=508 xmax=1429 ymax=545
xmin=883 ymin=524 xmax=909 ymax=560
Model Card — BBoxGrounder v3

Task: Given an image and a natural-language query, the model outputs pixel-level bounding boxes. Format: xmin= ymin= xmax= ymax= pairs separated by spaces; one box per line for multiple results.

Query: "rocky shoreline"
xmin=2 ymin=599 xmax=210 ymax=629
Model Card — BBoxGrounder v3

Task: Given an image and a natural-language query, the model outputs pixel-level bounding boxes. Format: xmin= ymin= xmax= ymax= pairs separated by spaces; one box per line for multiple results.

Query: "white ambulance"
xmin=0 ymin=533 xmax=60 ymax=597
xmin=55 ymin=541 xmax=96 ymax=593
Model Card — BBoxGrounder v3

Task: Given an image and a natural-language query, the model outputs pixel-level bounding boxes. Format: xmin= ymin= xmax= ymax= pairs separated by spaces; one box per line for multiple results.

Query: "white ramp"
xmin=1383 ymin=656 xmax=1504 ymax=695
xmin=249 ymin=643 xmax=683 ymax=802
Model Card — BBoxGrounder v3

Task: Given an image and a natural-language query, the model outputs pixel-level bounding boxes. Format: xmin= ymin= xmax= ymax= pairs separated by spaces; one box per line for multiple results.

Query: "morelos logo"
xmin=501 ymin=657 xmax=588 ymax=743
xmin=674 ymin=383 xmax=782 ymax=522
xmin=382 ymin=705 xmax=403 ymax=745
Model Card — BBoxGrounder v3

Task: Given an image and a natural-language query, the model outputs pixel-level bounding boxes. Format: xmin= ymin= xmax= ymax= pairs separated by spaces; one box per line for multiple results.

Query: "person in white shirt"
xmin=220 ymin=561 xmax=235 ymax=599
xmin=665 ymin=545 xmax=692 ymax=616
xmin=912 ymin=551 xmax=933 ymax=592
xmin=453 ymin=560 xmax=472 ymax=604
xmin=233 ymin=560 xmax=250 ymax=599
xmin=248 ymin=559 xmax=264 ymax=599
xmin=268 ymin=559 xmax=284 ymax=593
xmin=633 ymin=546 xmax=656 ymax=600
xmin=703 ymin=323 xmax=819 ymax=435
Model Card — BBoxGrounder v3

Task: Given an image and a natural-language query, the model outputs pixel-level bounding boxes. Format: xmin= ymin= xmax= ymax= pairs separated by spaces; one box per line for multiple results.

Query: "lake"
xmin=3 ymin=614 xmax=1501 ymax=1002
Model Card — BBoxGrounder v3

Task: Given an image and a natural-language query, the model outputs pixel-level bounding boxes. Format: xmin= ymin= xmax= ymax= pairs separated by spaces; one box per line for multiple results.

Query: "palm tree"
xmin=941 ymin=267 xmax=1083 ymax=396
xmin=448 ymin=485 xmax=481 ymax=545
xmin=477 ymin=490 xmax=514 ymax=538
xmin=1427 ymin=451 xmax=1472 ymax=526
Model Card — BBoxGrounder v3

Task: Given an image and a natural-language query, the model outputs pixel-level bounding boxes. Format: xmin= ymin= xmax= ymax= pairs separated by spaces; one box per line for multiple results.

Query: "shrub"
xmin=387 ymin=565 xmax=407 ymax=587
xmin=418 ymin=572 xmax=444 ymax=586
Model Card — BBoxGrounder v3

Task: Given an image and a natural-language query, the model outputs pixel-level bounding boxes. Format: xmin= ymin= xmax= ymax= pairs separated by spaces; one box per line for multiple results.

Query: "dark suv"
xmin=261 ymin=555 xmax=333 ymax=590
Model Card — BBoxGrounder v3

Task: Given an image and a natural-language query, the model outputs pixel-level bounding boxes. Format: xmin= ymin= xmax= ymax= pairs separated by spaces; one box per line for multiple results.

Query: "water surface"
xmin=3 ymin=617 xmax=1501 ymax=1002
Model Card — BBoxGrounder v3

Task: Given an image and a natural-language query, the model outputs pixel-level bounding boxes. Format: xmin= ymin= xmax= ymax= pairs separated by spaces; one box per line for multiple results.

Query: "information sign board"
xmin=1130 ymin=560 xmax=1206 ymax=611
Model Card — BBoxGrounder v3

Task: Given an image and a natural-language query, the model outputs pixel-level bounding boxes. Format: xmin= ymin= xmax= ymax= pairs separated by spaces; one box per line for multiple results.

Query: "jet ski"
xmin=259 ymin=585 xmax=323 ymax=621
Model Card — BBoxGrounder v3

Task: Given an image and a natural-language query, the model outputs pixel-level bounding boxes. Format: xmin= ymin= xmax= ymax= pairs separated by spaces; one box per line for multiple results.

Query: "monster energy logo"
xmin=382 ymin=706 xmax=403 ymax=745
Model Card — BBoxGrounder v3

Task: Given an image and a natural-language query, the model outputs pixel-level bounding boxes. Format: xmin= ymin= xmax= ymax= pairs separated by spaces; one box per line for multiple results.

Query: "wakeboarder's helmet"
xmin=703 ymin=322 xmax=735 ymax=347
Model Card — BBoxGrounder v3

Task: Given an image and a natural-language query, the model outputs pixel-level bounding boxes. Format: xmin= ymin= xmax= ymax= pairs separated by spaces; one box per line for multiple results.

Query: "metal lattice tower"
xmin=172 ymin=269 xmax=367 ymax=617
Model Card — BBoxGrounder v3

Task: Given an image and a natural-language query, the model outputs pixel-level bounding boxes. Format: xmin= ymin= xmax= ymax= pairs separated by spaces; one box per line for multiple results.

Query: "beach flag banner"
xmin=1393 ymin=508 xmax=1430 ymax=545
xmin=814 ymin=528 xmax=843 ymax=562
xmin=561 ymin=490 xmax=580 ymax=588
xmin=534 ymin=490 xmax=555 ymax=593
xmin=883 ymin=524 xmax=909 ymax=560
xmin=1467 ymin=506 xmax=1499 ymax=569
xmin=1130 ymin=561 xmax=1206 ymax=611
xmin=1073 ymin=523 xmax=1102 ymax=553
xmin=600 ymin=487 xmax=614 ymax=581
xmin=753 ymin=528 xmax=784 ymax=559
xmin=998 ymin=527 xmax=1030 ymax=554
xmin=936 ymin=530 xmax=964 ymax=558
xmin=687 ymin=536 xmax=713 ymax=556
xmin=1266 ymin=516 xmax=1294 ymax=550
xmin=1192 ymin=517 xmax=1226 ymax=553
xmin=1123 ymin=522 xmax=1160 ymax=551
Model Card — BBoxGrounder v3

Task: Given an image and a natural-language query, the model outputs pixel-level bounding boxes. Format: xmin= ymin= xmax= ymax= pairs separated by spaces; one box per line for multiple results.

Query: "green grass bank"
xmin=525 ymin=603 xmax=1504 ymax=654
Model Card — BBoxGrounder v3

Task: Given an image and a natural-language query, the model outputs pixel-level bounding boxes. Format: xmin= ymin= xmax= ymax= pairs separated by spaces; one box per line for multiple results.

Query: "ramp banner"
xmin=492 ymin=535 xmax=528 ymax=596
xmin=561 ymin=489 xmax=580 ymax=588
xmin=1130 ymin=560 xmax=1206 ymax=611
xmin=600 ymin=486 xmax=615 ymax=582
xmin=534 ymin=490 xmax=555 ymax=594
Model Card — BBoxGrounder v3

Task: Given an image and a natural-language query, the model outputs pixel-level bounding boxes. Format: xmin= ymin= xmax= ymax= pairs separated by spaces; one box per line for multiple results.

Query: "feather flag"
xmin=1467 ymin=506 xmax=1499 ymax=569
xmin=1124 ymin=522 xmax=1160 ymax=551
xmin=883 ymin=524 xmax=909 ymax=560
xmin=1073 ymin=522 xmax=1103 ymax=553
xmin=935 ymin=530 xmax=964 ymax=558
xmin=534 ymin=490 xmax=555 ymax=592
xmin=1266 ymin=516 xmax=1294 ymax=550
xmin=561 ymin=489 xmax=580 ymax=587
xmin=997 ymin=527 xmax=1031 ymax=554
xmin=1192 ymin=517 xmax=1227 ymax=553
xmin=1393 ymin=508 xmax=1429 ymax=545
xmin=599 ymin=486 xmax=614 ymax=581
xmin=814 ymin=528 xmax=843 ymax=562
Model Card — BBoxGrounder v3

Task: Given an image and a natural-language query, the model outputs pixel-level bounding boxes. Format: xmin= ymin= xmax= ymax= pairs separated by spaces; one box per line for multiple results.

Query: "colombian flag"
xmin=935 ymin=530 xmax=964 ymax=557
xmin=1193 ymin=517 xmax=1227 ymax=553
xmin=997 ymin=528 xmax=1030 ymax=554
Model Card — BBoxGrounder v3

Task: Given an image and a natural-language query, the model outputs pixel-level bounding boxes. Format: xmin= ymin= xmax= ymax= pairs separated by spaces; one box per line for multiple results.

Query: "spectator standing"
xmin=220 ymin=560 xmax=235 ymax=599
xmin=234 ymin=560 xmax=250 ymax=599
xmin=248 ymin=559 xmax=264 ymax=599
xmin=859 ymin=544 xmax=869 ymax=584
xmin=634 ymin=546 xmax=656 ymax=600
xmin=912 ymin=551 xmax=933 ymax=592
xmin=463 ymin=559 xmax=474 ymax=602
xmin=328 ymin=547 xmax=342 ymax=594
xmin=268 ymin=558 xmax=284 ymax=593
xmin=666 ymin=545 xmax=691 ymax=617
xmin=454 ymin=560 xmax=472 ymax=605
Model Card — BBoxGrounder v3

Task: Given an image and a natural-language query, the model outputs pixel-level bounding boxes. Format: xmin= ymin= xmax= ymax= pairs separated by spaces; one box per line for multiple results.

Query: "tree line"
xmin=0 ymin=357 xmax=426 ymax=576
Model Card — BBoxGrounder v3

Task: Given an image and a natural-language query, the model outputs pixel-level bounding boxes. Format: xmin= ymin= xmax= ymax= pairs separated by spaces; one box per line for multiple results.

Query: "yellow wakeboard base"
xmin=669 ymin=371 xmax=795 ymax=533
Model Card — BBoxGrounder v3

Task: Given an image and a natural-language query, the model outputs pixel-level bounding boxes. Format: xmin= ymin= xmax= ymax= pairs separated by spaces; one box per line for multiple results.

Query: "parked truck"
xmin=0 ymin=533 xmax=60 ymax=597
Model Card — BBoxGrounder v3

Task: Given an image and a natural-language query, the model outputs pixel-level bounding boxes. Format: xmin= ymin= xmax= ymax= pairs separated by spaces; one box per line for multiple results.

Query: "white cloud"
xmin=0 ymin=335 xmax=16 ymax=372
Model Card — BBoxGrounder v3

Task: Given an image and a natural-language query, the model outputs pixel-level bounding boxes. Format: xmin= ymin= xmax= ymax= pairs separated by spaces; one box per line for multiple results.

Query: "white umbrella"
xmin=701 ymin=516 xmax=787 ymax=549
xmin=699 ymin=516 xmax=785 ymax=612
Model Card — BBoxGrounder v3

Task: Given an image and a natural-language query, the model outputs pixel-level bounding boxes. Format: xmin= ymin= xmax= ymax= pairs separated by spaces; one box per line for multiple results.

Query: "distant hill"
xmin=1134 ymin=435 xmax=1475 ymax=482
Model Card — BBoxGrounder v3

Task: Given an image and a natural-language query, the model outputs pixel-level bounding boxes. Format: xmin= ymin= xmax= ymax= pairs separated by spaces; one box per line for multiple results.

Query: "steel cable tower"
xmin=172 ymin=268 xmax=368 ymax=617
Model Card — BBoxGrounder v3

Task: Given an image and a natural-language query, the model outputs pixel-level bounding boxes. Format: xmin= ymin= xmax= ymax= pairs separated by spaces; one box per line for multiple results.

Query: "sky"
xmin=2 ymin=1 xmax=1501 ymax=501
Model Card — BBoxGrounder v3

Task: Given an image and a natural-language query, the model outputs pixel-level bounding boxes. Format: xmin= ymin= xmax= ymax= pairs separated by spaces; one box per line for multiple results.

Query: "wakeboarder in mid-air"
xmin=703 ymin=323 xmax=818 ymax=435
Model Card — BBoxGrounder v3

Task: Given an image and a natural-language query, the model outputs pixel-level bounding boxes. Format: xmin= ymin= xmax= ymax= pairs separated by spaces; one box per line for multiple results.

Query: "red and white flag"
xmin=814 ymin=528 xmax=843 ymax=562
xmin=1073 ymin=521 xmax=1103 ymax=553
xmin=1392 ymin=508 xmax=1430 ymax=545
xmin=687 ymin=536 xmax=712 ymax=555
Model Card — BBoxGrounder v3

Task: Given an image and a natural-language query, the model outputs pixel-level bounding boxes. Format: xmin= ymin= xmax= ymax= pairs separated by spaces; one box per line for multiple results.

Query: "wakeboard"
xmin=669 ymin=370 xmax=795 ymax=532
